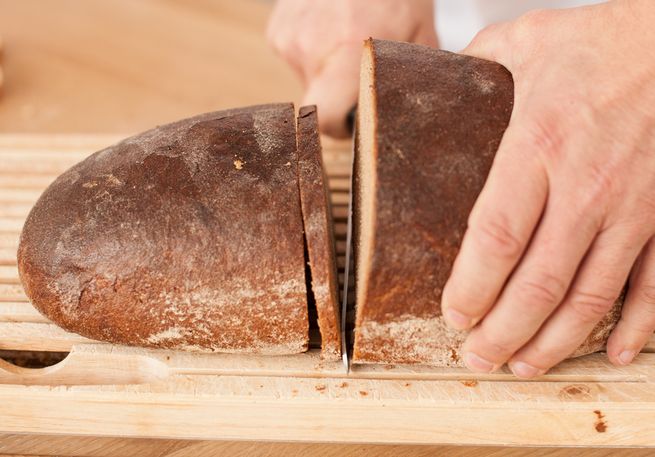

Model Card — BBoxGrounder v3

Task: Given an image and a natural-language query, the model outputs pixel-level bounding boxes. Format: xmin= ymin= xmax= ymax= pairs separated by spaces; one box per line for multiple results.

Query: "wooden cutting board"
xmin=1 ymin=134 xmax=655 ymax=446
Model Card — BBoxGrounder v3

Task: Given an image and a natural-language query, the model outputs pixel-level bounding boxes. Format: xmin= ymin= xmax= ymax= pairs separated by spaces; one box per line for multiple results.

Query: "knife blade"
xmin=340 ymin=106 xmax=357 ymax=373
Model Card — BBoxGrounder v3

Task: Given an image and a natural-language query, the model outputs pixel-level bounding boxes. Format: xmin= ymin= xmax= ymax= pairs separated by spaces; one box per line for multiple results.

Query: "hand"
xmin=0 ymin=35 xmax=4 ymax=95
xmin=441 ymin=0 xmax=655 ymax=377
xmin=266 ymin=0 xmax=437 ymax=137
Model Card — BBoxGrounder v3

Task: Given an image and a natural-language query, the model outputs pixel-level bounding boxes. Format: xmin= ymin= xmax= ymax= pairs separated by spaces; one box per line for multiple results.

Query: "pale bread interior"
xmin=355 ymin=43 xmax=377 ymax=327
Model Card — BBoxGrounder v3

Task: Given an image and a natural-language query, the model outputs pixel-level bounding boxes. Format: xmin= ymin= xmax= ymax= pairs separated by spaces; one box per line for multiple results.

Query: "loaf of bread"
xmin=18 ymin=39 xmax=620 ymax=365
xmin=352 ymin=39 xmax=622 ymax=365
xmin=297 ymin=106 xmax=342 ymax=360
xmin=18 ymin=104 xmax=340 ymax=357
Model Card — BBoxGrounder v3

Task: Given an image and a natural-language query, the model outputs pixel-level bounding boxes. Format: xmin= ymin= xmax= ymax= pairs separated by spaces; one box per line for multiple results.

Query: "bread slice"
xmin=18 ymin=104 xmax=310 ymax=354
xmin=353 ymin=39 xmax=622 ymax=365
xmin=296 ymin=105 xmax=342 ymax=360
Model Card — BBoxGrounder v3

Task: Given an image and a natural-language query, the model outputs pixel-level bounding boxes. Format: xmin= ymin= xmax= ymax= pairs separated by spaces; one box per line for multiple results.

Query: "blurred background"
xmin=0 ymin=0 xmax=302 ymax=133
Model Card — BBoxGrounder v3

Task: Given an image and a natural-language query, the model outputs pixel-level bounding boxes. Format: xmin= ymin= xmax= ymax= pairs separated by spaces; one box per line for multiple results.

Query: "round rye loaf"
xmin=18 ymin=104 xmax=311 ymax=354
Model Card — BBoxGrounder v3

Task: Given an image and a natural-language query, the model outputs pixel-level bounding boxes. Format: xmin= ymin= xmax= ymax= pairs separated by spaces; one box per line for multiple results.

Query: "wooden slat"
xmin=0 ymin=203 xmax=33 ymax=219
xmin=0 ymin=344 xmax=348 ymax=386
xmin=327 ymin=176 xmax=350 ymax=191
xmin=0 ymin=284 xmax=27 ymax=302
xmin=0 ymin=134 xmax=121 ymax=150
xmin=352 ymin=353 xmax=654 ymax=383
xmin=0 ymin=322 xmax=94 ymax=352
xmin=0 ymin=234 xmax=19 ymax=250
xmin=0 ymin=266 xmax=19 ymax=284
xmin=0 ymin=248 xmax=17 ymax=266
xmin=0 ymin=302 xmax=47 ymax=323
xmin=0 ymin=174 xmax=56 ymax=189
xmin=1 ymin=343 xmax=651 ymax=387
xmin=0 ymin=189 xmax=42 ymax=203
xmin=3 ymin=376 xmax=655 ymax=445
xmin=0 ymin=219 xmax=24 ymax=233
xmin=0 ymin=151 xmax=90 ymax=163
xmin=0 ymin=162 xmax=75 ymax=175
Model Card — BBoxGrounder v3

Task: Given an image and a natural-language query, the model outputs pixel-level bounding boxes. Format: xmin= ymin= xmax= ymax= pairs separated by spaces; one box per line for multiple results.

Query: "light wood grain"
xmin=3 ymin=378 xmax=655 ymax=446
xmin=2 ymin=435 xmax=655 ymax=457
xmin=1 ymin=135 xmax=655 ymax=448
xmin=0 ymin=1 xmax=647 ymax=452
xmin=0 ymin=1 xmax=303 ymax=134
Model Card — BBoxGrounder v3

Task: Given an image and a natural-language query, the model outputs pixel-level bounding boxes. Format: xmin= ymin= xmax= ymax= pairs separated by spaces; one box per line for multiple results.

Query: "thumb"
xmin=460 ymin=22 xmax=513 ymax=68
xmin=303 ymin=43 xmax=361 ymax=139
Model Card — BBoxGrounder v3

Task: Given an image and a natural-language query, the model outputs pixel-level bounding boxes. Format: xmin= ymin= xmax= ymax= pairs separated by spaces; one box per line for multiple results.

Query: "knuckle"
xmin=514 ymin=9 xmax=553 ymax=34
xmin=268 ymin=32 xmax=294 ymax=55
xmin=637 ymin=192 xmax=655 ymax=217
xmin=269 ymin=35 xmax=284 ymax=52
xmin=466 ymin=23 xmax=509 ymax=61
xmin=485 ymin=340 xmax=515 ymax=358
xmin=265 ymin=22 xmax=275 ymax=43
xmin=624 ymin=314 xmax=655 ymax=335
xmin=473 ymin=336 xmax=516 ymax=360
xmin=568 ymin=288 xmax=618 ymax=324
xmin=623 ymin=284 xmax=655 ymax=334
xmin=470 ymin=213 xmax=524 ymax=260
xmin=443 ymin=280 xmax=476 ymax=309
xmin=586 ymin=163 xmax=616 ymax=201
xmin=520 ymin=115 xmax=565 ymax=160
xmin=572 ymin=164 xmax=616 ymax=222
xmin=469 ymin=24 xmax=497 ymax=48
xmin=515 ymin=271 xmax=568 ymax=311
xmin=636 ymin=284 xmax=655 ymax=306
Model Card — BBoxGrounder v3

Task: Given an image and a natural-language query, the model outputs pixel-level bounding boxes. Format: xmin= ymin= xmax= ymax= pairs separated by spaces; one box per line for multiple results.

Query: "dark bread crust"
xmin=353 ymin=39 xmax=621 ymax=365
xmin=297 ymin=105 xmax=342 ymax=360
xmin=18 ymin=104 xmax=310 ymax=354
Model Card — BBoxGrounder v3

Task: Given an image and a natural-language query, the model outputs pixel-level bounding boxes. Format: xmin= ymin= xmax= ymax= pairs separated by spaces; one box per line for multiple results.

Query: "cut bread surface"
xmin=354 ymin=41 xmax=377 ymax=355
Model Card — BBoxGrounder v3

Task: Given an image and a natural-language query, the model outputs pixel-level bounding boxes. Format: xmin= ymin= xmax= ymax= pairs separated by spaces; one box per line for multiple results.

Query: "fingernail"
xmin=509 ymin=361 xmax=545 ymax=379
xmin=618 ymin=350 xmax=636 ymax=365
xmin=463 ymin=352 xmax=497 ymax=373
xmin=444 ymin=308 xmax=473 ymax=330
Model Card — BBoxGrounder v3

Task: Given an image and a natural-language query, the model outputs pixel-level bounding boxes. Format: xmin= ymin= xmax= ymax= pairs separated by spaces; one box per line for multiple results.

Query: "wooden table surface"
xmin=0 ymin=0 xmax=303 ymax=134
xmin=0 ymin=2 xmax=652 ymax=456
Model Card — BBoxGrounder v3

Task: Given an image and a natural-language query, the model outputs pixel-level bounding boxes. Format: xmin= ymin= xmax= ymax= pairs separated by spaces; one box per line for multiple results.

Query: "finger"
xmin=412 ymin=23 xmax=439 ymax=48
xmin=265 ymin=3 xmax=308 ymax=84
xmin=266 ymin=32 xmax=307 ymax=84
xmin=508 ymin=226 xmax=644 ymax=378
xmin=441 ymin=126 xmax=548 ymax=330
xmin=461 ymin=187 xmax=602 ymax=373
xmin=303 ymin=44 xmax=361 ymax=138
xmin=606 ymin=238 xmax=655 ymax=366
xmin=409 ymin=0 xmax=438 ymax=48
xmin=460 ymin=21 xmax=513 ymax=67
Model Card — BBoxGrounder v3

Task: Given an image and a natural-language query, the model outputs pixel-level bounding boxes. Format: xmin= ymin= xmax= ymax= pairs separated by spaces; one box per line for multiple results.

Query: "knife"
xmin=340 ymin=106 xmax=357 ymax=373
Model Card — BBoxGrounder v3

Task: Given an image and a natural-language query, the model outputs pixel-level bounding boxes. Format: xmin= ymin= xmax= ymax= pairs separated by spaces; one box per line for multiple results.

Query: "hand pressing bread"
xmin=266 ymin=0 xmax=437 ymax=138
xmin=441 ymin=0 xmax=655 ymax=378
xmin=351 ymin=39 xmax=620 ymax=367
